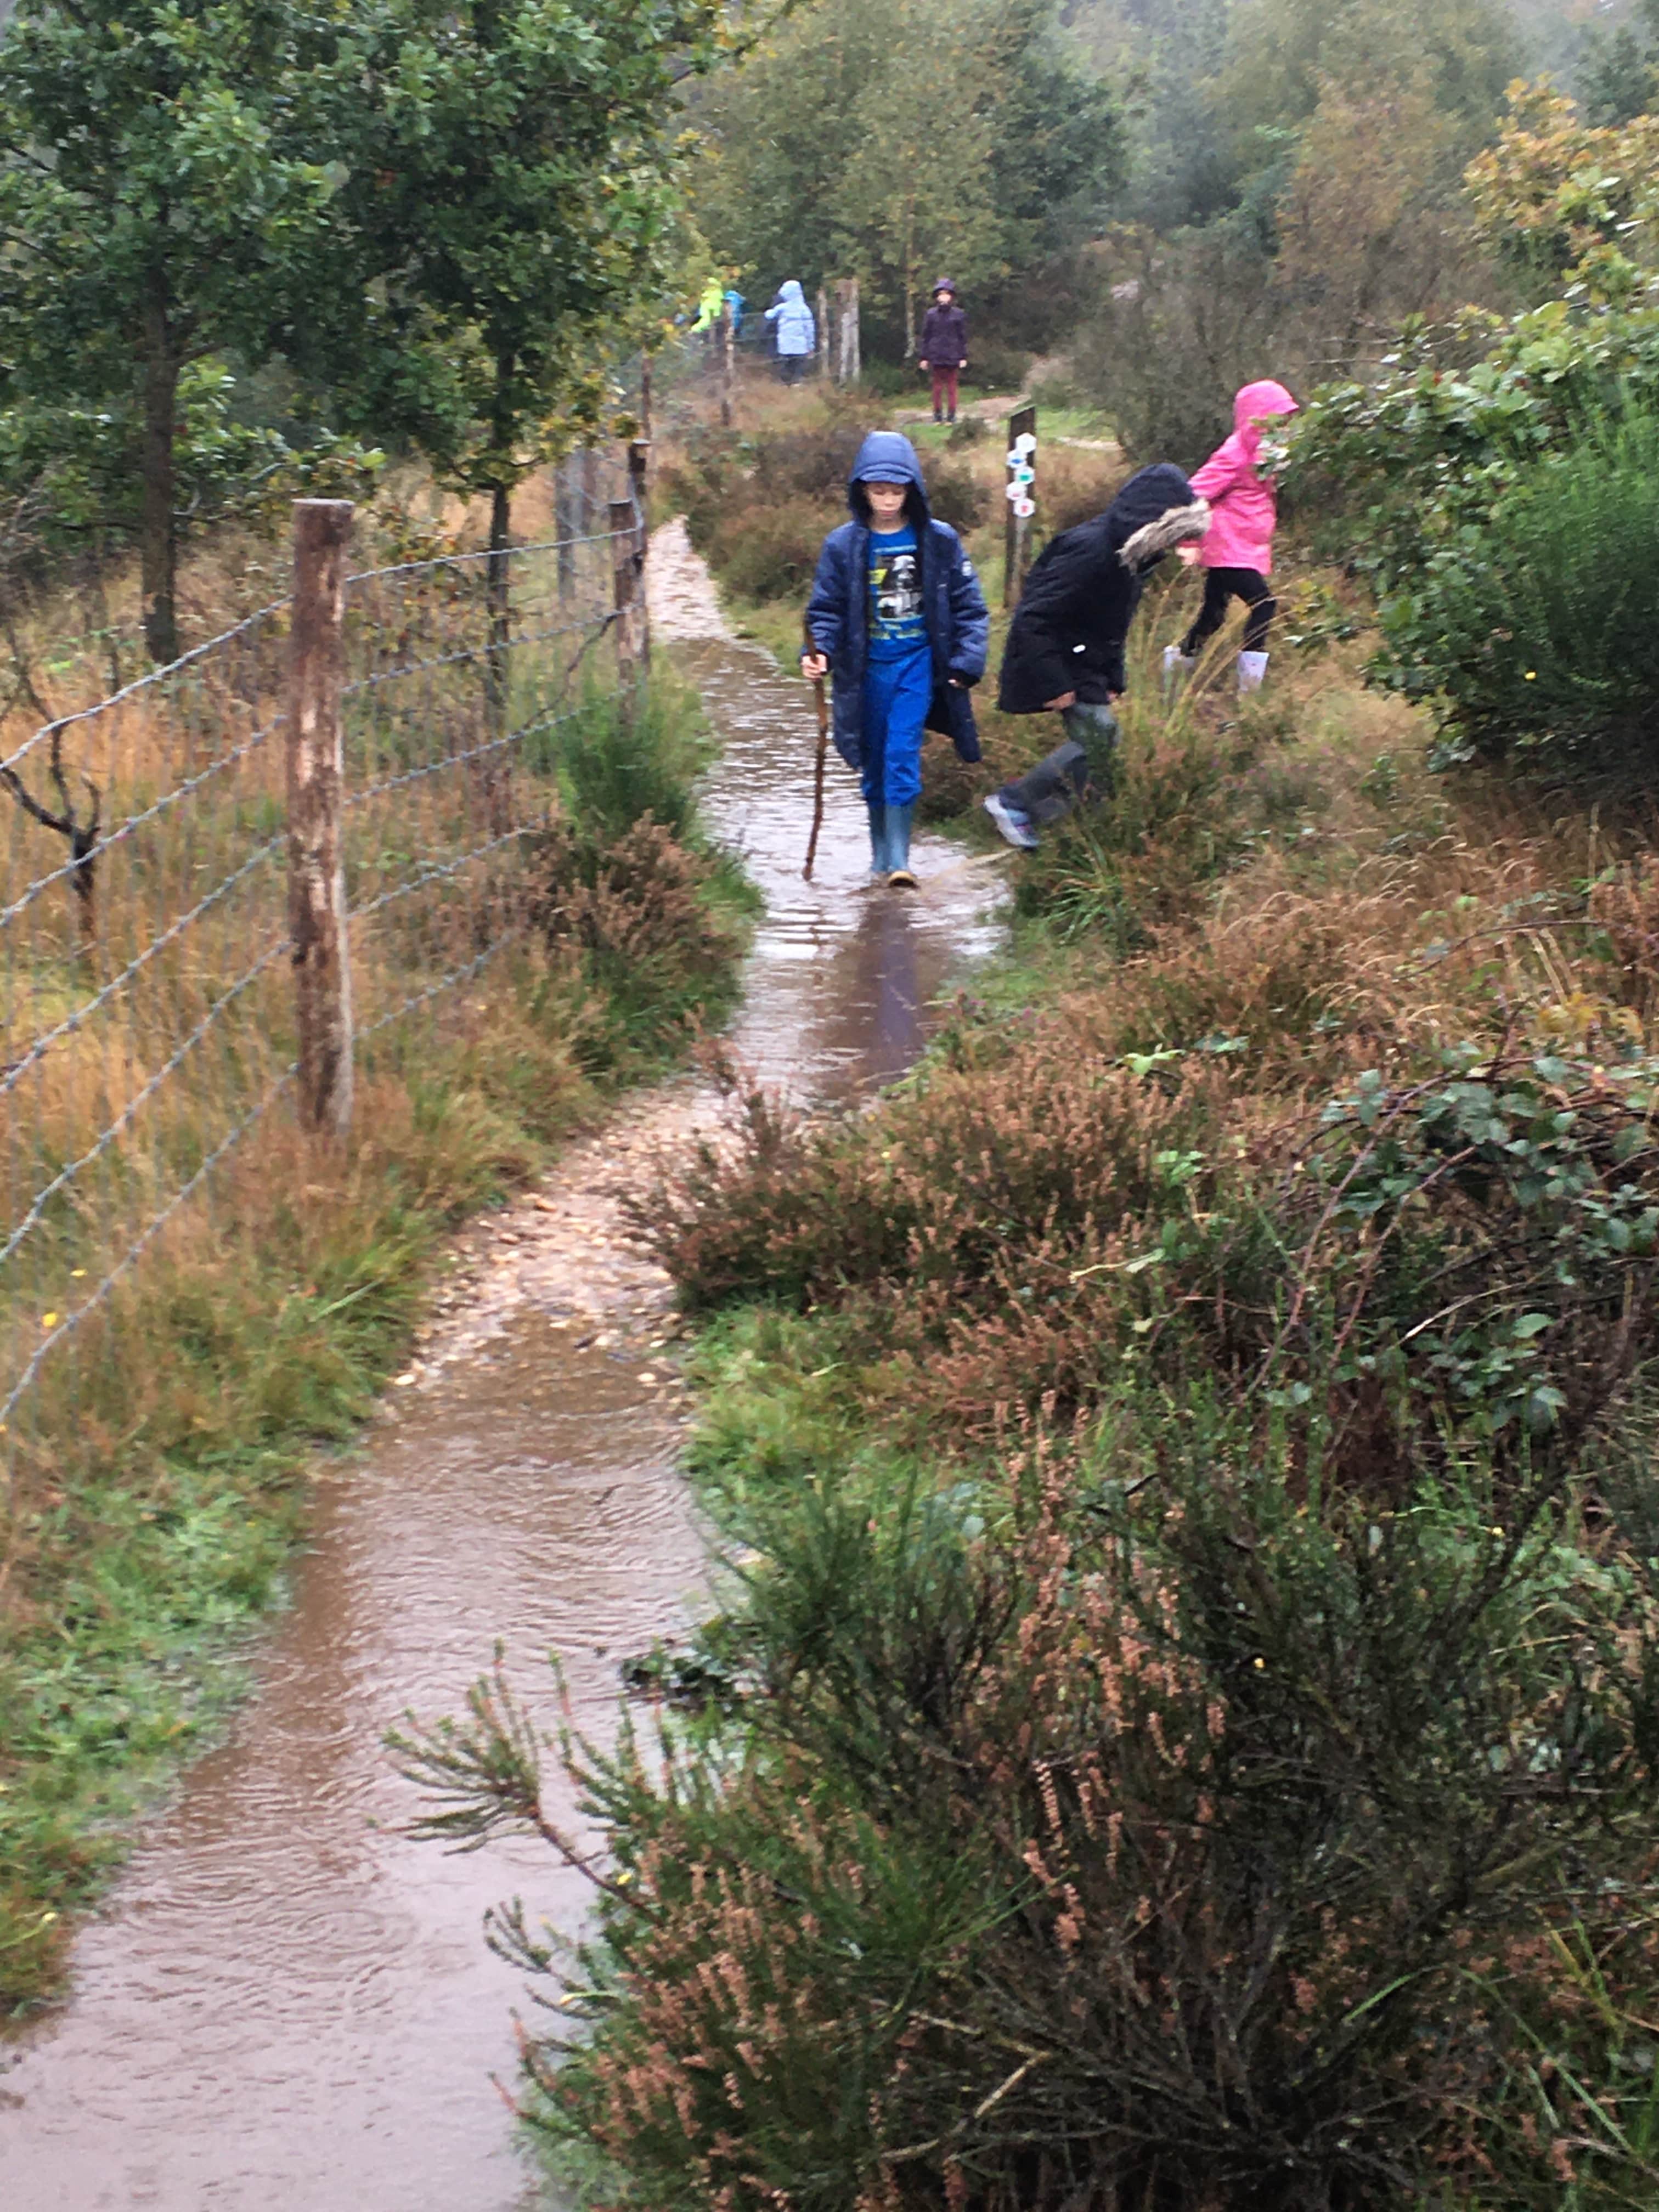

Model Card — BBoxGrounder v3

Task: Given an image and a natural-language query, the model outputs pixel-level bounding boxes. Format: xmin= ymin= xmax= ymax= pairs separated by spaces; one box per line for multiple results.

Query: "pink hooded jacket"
xmin=1189 ymin=380 xmax=1299 ymax=574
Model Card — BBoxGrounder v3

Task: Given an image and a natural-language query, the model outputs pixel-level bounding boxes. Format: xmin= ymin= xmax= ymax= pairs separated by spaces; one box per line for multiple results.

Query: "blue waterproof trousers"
xmin=861 ymin=648 xmax=931 ymax=872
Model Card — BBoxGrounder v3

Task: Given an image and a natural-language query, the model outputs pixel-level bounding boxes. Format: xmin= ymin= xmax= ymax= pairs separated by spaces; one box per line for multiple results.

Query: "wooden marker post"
xmin=1003 ymin=403 xmax=1037 ymax=609
xmin=287 ymin=498 xmax=355 ymax=1138
xmin=816 ymin=286 xmax=830 ymax=380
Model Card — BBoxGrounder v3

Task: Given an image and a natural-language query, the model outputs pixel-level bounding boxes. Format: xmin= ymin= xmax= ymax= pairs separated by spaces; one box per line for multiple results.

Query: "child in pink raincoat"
xmin=1165 ymin=379 xmax=1299 ymax=694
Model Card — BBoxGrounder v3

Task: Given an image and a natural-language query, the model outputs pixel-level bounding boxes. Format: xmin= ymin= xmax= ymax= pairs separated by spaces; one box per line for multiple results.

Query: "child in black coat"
xmin=918 ymin=279 xmax=968 ymax=425
xmin=983 ymin=464 xmax=1209 ymax=850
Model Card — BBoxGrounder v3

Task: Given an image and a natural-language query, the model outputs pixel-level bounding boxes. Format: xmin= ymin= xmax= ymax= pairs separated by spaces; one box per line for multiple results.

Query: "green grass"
xmin=0 ymin=671 xmax=752 ymax=2018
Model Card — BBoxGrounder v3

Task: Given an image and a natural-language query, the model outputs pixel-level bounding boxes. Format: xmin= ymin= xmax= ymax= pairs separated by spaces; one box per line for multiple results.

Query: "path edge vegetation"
xmin=394 ymin=376 xmax=1659 ymax=2209
xmin=0 ymin=663 xmax=754 ymax=2019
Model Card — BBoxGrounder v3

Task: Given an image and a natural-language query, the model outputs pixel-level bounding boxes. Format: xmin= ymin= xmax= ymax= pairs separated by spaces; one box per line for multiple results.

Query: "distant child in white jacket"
xmin=765 ymin=280 xmax=816 ymax=384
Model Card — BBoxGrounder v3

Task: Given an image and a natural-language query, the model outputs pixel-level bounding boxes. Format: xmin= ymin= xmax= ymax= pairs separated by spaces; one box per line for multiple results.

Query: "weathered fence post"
xmin=718 ymin=298 xmax=735 ymax=428
xmin=610 ymin=495 xmax=645 ymax=726
xmin=628 ymin=438 xmax=652 ymax=671
xmin=581 ymin=447 xmax=601 ymax=533
xmin=555 ymin=453 xmax=578 ymax=600
xmin=1003 ymin=403 xmax=1037 ymax=610
xmin=834 ymin=279 xmax=861 ymax=384
xmin=816 ymin=286 xmax=830 ymax=380
xmin=287 ymin=498 xmax=355 ymax=1138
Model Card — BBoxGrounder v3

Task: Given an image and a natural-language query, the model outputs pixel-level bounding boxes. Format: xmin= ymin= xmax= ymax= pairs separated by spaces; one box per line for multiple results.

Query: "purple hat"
xmin=933 ymin=276 xmax=955 ymax=296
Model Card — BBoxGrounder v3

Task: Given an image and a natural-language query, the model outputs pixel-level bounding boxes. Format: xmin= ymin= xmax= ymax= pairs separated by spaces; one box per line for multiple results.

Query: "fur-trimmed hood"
xmin=1119 ymin=497 xmax=1210 ymax=573
xmin=1101 ymin=462 xmax=1209 ymax=571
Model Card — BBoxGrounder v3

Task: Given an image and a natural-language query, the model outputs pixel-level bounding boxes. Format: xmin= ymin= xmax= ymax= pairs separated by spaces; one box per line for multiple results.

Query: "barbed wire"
xmin=1 ymin=453 xmax=635 ymax=1537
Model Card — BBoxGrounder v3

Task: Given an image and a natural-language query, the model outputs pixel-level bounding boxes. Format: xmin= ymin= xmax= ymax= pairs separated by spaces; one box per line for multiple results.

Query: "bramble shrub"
xmin=398 ymin=1406 xmax=1659 ymax=2212
xmin=1290 ymin=300 xmax=1659 ymax=769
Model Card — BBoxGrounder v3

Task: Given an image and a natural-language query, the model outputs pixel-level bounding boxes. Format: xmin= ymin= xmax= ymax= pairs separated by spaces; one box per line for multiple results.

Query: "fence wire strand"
xmin=0 ymin=452 xmax=633 ymax=1534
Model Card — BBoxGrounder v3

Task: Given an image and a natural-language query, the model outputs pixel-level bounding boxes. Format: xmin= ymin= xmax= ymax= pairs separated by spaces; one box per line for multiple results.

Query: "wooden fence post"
xmin=628 ymin=438 xmax=652 ymax=672
xmin=834 ymin=278 xmax=861 ymax=384
xmin=718 ymin=298 xmax=736 ymax=427
xmin=287 ymin=498 xmax=355 ymax=1138
xmin=555 ymin=454 xmax=578 ymax=599
xmin=1003 ymin=403 xmax=1037 ymax=610
xmin=610 ymin=496 xmax=644 ymax=724
xmin=816 ymin=286 xmax=830 ymax=380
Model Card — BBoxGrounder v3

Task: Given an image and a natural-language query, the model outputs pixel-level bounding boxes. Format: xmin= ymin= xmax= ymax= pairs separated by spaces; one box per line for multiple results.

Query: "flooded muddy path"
xmin=0 ymin=524 xmax=1006 ymax=2211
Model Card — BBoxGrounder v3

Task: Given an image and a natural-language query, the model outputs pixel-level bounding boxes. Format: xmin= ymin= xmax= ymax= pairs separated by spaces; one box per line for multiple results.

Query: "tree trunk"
xmin=140 ymin=275 xmax=179 ymax=667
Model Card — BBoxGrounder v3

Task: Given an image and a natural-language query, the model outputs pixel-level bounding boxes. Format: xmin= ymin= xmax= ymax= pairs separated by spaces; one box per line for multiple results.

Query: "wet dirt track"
xmin=0 ymin=521 xmax=1006 ymax=2211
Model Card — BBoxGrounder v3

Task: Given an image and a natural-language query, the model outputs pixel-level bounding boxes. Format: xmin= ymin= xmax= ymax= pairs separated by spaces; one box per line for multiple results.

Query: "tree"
xmin=0 ymin=0 xmax=344 ymax=663
xmin=1464 ymin=81 xmax=1659 ymax=303
xmin=1212 ymin=0 xmax=1520 ymax=189
xmin=691 ymin=0 xmax=1124 ymax=346
xmin=826 ymin=7 xmax=1003 ymax=354
xmin=1274 ymin=74 xmax=1493 ymax=371
xmin=326 ymin=0 xmax=733 ymax=560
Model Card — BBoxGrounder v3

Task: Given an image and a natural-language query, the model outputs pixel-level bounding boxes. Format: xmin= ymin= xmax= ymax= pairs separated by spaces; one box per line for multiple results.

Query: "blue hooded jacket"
xmin=804 ymin=431 xmax=989 ymax=771
xmin=765 ymin=280 xmax=816 ymax=357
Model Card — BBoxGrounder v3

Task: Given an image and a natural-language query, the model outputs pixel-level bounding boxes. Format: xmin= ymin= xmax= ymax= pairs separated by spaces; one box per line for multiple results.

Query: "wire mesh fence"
xmin=0 ymin=451 xmax=637 ymax=1547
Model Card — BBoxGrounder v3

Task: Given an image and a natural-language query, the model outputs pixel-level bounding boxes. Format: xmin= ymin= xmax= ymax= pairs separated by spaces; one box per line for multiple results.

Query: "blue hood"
xmin=778 ymin=279 xmax=806 ymax=309
xmin=847 ymin=430 xmax=930 ymax=524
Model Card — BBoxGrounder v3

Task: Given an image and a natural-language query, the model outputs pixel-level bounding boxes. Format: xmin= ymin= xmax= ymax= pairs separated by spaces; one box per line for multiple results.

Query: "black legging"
xmin=1182 ymin=566 xmax=1276 ymax=655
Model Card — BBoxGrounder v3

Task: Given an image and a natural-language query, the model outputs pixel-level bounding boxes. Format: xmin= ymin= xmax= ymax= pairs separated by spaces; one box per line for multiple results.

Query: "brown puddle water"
xmin=0 ymin=524 xmax=1006 ymax=2211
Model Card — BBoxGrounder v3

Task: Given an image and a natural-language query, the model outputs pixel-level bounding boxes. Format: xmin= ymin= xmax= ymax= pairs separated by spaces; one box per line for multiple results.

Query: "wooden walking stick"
xmin=802 ymin=610 xmax=829 ymax=882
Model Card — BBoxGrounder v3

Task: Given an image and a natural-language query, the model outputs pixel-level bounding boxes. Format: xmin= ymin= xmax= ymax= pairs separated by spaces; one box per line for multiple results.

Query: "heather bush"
xmin=633 ymin=1029 xmax=1659 ymax=1482
xmin=1035 ymin=448 xmax=1128 ymax=538
xmin=664 ymin=410 xmax=994 ymax=613
xmin=399 ymin=1402 xmax=1659 ymax=2212
xmin=701 ymin=493 xmax=831 ymax=604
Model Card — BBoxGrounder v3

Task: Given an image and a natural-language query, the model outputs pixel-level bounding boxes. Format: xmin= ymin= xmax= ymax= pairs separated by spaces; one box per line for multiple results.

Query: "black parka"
xmin=997 ymin=464 xmax=1207 ymax=714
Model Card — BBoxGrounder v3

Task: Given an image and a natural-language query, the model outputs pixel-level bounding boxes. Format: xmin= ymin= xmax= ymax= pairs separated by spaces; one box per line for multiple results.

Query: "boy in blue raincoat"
xmin=802 ymin=431 xmax=989 ymax=887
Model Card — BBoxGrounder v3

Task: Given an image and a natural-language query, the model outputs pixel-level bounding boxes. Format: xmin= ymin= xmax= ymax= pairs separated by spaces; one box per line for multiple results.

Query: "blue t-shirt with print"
xmin=866 ymin=525 xmax=928 ymax=661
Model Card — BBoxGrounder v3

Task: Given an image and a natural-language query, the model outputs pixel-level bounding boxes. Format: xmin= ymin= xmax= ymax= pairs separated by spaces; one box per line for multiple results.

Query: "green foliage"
xmin=400 ymin=1398 xmax=1659 ymax=2212
xmin=321 ymin=0 xmax=732 ymax=522
xmin=0 ymin=0 xmax=354 ymax=656
xmin=0 ymin=0 xmax=731 ymax=653
xmin=691 ymin=0 xmax=1124 ymax=348
xmin=1 ymin=674 xmax=750 ymax=2015
xmin=1379 ymin=410 xmax=1659 ymax=766
xmin=1293 ymin=307 xmax=1659 ymax=766
xmin=1578 ymin=0 xmax=1659 ymax=127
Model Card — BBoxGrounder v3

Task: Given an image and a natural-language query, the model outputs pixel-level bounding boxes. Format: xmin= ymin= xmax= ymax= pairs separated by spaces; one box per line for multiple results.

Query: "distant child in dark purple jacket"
xmin=918 ymin=279 xmax=968 ymax=425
